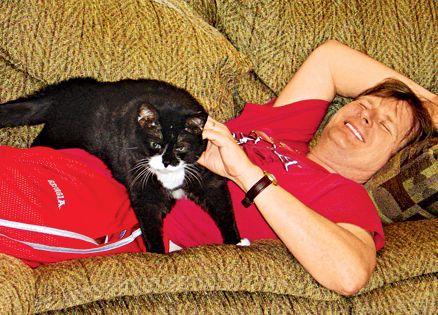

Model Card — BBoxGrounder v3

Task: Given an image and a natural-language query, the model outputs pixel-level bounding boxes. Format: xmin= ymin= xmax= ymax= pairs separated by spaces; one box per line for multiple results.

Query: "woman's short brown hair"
xmin=357 ymin=78 xmax=434 ymax=148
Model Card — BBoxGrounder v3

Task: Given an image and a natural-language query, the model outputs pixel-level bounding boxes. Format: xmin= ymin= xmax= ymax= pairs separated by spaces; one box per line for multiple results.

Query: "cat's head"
xmin=136 ymin=102 xmax=208 ymax=174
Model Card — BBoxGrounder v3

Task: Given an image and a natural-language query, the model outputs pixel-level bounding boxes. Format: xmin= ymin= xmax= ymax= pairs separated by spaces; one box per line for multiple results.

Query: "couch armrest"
xmin=1 ymin=220 xmax=436 ymax=313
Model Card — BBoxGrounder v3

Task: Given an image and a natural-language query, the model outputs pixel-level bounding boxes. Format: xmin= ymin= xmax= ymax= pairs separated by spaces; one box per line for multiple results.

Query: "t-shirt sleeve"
xmin=313 ymin=179 xmax=385 ymax=251
xmin=225 ymin=99 xmax=331 ymax=149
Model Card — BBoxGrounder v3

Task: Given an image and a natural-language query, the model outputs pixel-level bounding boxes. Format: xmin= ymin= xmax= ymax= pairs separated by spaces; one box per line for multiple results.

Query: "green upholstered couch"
xmin=0 ymin=1 xmax=436 ymax=314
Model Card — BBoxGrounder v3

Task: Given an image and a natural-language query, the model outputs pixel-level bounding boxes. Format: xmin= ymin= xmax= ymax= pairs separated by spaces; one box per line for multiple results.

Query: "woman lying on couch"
xmin=191 ymin=39 xmax=437 ymax=295
xmin=0 ymin=40 xmax=436 ymax=296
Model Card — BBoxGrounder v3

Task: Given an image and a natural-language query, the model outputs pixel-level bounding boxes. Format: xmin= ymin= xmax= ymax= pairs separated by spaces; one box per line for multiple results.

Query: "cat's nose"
xmin=162 ymin=148 xmax=178 ymax=168
xmin=162 ymin=155 xmax=175 ymax=168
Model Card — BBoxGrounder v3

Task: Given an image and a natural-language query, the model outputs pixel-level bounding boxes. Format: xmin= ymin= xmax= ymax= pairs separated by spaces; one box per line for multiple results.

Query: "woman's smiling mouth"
xmin=345 ymin=122 xmax=365 ymax=142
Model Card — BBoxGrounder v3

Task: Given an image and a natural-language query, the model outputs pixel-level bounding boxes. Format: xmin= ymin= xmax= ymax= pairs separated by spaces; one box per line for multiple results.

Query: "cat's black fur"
xmin=0 ymin=78 xmax=241 ymax=253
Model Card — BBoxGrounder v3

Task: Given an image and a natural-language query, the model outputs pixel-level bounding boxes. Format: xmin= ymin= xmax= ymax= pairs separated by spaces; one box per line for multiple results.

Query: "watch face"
xmin=264 ymin=172 xmax=278 ymax=185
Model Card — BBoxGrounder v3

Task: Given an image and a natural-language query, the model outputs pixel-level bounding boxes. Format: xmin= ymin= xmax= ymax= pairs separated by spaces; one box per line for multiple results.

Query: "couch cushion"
xmin=187 ymin=0 xmax=437 ymax=99
xmin=0 ymin=0 xmax=252 ymax=147
xmin=0 ymin=254 xmax=35 ymax=314
xmin=365 ymin=138 xmax=438 ymax=224
xmin=26 ymin=219 xmax=437 ymax=313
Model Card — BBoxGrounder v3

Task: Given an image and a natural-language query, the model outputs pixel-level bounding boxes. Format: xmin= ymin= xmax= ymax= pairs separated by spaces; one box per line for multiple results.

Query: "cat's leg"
xmin=31 ymin=127 xmax=55 ymax=147
xmin=129 ymin=186 xmax=173 ymax=254
xmin=189 ymin=172 xmax=241 ymax=244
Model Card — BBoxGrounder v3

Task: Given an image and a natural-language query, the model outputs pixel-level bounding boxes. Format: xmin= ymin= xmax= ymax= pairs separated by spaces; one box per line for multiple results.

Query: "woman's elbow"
xmin=334 ymin=260 xmax=376 ymax=296
xmin=317 ymin=39 xmax=342 ymax=51
xmin=336 ymin=270 xmax=371 ymax=296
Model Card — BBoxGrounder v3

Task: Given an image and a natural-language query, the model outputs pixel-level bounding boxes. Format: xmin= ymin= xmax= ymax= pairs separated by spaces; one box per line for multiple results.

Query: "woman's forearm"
xmin=233 ymin=167 xmax=376 ymax=296
xmin=275 ymin=39 xmax=436 ymax=107
xmin=324 ymin=40 xmax=436 ymax=100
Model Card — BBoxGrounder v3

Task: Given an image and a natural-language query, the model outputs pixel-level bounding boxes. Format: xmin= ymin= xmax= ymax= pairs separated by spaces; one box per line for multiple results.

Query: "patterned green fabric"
xmin=1 ymin=219 xmax=436 ymax=314
xmin=365 ymin=139 xmax=438 ymax=224
xmin=0 ymin=0 xmax=252 ymax=148
xmin=0 ymin=0 xmax=437 ymax=314
xmin=0 ymin=254 xmax=34 ymax=314
xmin=186 ymin=0 xmax=437 ymax=99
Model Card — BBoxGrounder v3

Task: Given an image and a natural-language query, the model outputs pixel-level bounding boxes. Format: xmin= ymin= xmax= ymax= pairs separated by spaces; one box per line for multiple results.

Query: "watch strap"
xmin=242 ymin=171 xmax=277 ymax=208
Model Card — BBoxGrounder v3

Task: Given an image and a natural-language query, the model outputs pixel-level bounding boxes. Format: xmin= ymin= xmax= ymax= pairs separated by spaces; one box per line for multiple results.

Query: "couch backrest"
xmin=186 ymin=0 xmax=437 ymax=99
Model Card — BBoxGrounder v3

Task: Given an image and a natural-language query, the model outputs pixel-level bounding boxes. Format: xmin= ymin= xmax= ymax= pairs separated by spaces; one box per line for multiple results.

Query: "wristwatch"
xmin=242 ymin=171 xmax=278 ymax=208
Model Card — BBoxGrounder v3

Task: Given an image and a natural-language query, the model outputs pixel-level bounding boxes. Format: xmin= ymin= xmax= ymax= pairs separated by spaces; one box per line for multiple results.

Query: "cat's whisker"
xmin=129 ymin=160 xmax=151 ymax=189
xmin=141 ymin=169 xmax=154 ymax=190
xmin=130 ymin=169 xmax=146 ymax=189
xmin=130 ymin=159 xmax=150 ymax=173
xmin=184 ymin=171 xmax=194 ymax=186
xmin=133 ymin=170 xmax=151 ymax=190
xmin=185 ymin=164 xmax=202 ymax=186
xmin=130 ymin=165 xmax=146 ymax=175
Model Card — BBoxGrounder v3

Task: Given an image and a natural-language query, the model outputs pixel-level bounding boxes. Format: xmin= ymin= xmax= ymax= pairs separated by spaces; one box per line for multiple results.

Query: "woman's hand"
xmin=425 ymin=95 xmax=438 ymax=129
xmin=198 ymin=117 xmax=263 ymax=191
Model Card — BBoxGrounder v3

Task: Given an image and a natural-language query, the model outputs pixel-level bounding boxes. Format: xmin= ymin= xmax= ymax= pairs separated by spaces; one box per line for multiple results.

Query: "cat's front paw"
xmin=236 ymin=238 xmax=251 ymax=247
xmin=143 ymin=234 xmax=166 ymax=254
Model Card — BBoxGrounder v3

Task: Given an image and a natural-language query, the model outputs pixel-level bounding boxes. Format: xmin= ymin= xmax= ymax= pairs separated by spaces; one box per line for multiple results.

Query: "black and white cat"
xmin=0 ymin=78 xmax=241 ymax=253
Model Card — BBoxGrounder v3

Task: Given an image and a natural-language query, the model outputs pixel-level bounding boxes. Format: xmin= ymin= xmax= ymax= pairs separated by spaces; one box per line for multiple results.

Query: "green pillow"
xmin=365 ymin=138 xmax=438 ymax=224
xmin=0 ymin=0 xmax=252 ymax=148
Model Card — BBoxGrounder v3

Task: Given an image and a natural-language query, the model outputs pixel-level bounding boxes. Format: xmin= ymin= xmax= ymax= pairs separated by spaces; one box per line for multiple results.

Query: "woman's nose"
xmin=361 ymin=108 xmax=373 ymax=126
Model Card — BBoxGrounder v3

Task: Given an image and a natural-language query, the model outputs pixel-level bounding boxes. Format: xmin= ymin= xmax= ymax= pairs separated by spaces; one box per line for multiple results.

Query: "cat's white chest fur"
xmin=149 ymin=155 xmax=186 ymax=199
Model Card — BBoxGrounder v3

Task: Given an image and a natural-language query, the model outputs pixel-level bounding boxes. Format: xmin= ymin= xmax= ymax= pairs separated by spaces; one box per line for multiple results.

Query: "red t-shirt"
xmin=164 ymin=99 xmax=384 ymax=250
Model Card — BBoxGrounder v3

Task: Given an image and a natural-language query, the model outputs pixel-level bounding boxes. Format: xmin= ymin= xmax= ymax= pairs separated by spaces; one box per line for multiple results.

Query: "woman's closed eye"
xmin=359 ymin=101 xmax=393 ymax=135
xmin=381 ymin=122 xmax=392 ymax=134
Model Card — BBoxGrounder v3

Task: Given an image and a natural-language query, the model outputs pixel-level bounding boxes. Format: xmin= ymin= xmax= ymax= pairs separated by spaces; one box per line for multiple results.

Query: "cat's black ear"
xmin=138 ymin=103 xmax=159 ymax=128
xmin=185 ymin=111 xmax=207 ymax=135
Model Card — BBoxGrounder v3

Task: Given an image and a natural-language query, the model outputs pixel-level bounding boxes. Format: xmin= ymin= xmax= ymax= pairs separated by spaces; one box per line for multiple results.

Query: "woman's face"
xmin=310 ymin=95 xmax=416 ymax=183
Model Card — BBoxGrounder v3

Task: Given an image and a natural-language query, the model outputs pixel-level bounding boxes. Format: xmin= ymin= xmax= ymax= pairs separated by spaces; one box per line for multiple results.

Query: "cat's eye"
xmin=150 ymin=142 xmax=161 ymax=150
xmin=175 ymin=146 xmax=187 ymax=153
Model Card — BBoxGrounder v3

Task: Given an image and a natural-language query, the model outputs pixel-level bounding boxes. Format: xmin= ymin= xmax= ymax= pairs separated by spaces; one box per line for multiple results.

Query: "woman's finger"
xmin=204 ymin=117 xmax=230 ymax=134
xmin=204 ymin=116 xmax=218 ymax=129
xmin=202 ymin=128 xmax=230 ymax=146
